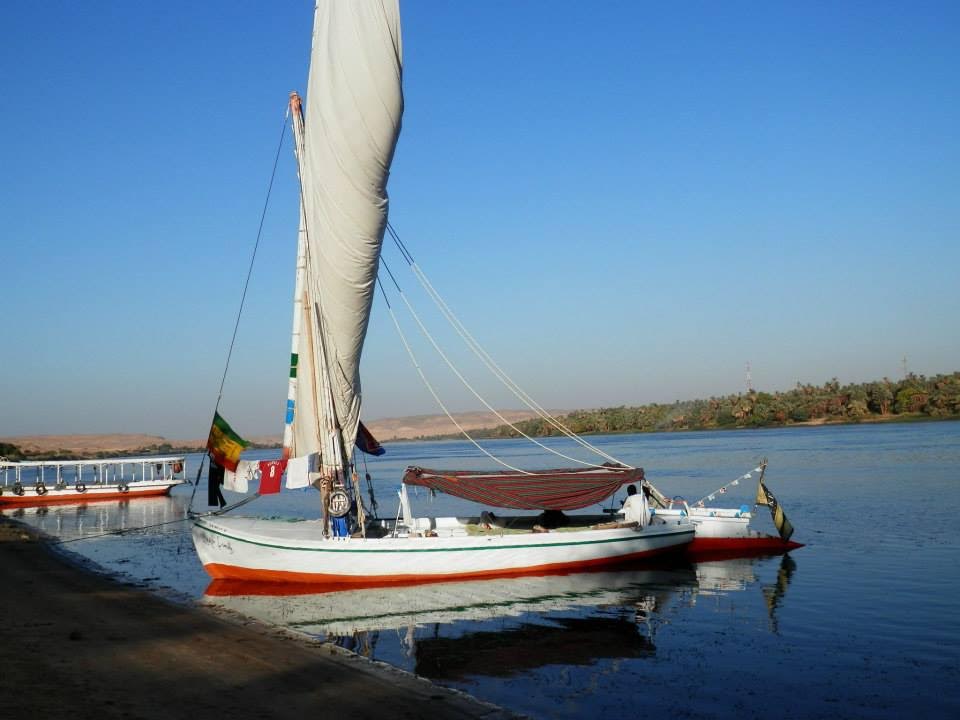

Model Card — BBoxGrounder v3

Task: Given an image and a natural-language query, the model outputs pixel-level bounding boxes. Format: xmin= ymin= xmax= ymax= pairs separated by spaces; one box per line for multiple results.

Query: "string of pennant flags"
xmin=693 ymin=465 xmax=764 ymax=507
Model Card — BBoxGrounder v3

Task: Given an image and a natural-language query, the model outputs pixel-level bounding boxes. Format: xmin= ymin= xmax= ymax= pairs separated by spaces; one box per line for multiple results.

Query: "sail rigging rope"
xmin=188 ymin=105 xmax=289 ymax=515
xmin=379 ymin=259 xmax=600 ymax=468
xmin=213 ymin=107 xmax=290 ymax=409
xmin=376 ymin=274 xmax=531 ymax=474
xmin=383 ymin=223 xmax=631 ymax=468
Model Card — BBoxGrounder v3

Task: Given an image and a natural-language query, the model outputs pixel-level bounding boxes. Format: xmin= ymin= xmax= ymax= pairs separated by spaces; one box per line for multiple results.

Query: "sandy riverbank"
xmin=0 ymin=519 xmax=514 ymax=720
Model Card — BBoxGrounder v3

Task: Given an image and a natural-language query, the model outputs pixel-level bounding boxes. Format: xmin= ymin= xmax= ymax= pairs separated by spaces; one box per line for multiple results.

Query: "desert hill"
xmin=0 ymin=434 xmax=188 ymax=456
xmin=365 ymin=410 xmax=542 ymax=441
xmin=0 ymin=410 xmax=543 ymax=457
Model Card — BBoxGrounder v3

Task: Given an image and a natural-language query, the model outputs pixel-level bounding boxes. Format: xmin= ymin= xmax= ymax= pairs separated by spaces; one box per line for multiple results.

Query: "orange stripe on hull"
xmin=203 ymin=543 xmax=688 ymax=586
xmin=0 ymin=487 xmax=174 ymax=508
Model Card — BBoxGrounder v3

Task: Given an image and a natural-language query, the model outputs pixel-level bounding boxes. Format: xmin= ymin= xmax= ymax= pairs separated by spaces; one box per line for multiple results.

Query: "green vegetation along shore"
xmin=0 ymin=440 xmax=278 ymax=463
xmin=439 ymin=372 xmax=960 ymax=440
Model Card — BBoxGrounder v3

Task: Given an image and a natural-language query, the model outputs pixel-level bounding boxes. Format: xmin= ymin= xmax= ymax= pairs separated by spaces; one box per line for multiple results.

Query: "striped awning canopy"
xmin=401 ymin=466 xmax=645 ymax=511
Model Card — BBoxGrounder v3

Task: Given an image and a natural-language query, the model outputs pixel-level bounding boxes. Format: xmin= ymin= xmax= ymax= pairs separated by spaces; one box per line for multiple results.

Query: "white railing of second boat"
xmin=0 ymin=456 xmax=188 ymax=487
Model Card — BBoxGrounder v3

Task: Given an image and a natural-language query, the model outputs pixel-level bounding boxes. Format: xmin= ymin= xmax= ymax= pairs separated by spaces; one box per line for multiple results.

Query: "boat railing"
xmin=0 ymin=456 xmax=188 ymax=487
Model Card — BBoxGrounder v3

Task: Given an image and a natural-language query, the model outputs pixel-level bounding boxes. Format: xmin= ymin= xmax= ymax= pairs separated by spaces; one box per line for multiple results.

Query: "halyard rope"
xmin=379 ymin=259 xmax=597 ymax=468
xmin=188 ymin=106 xmax=289 ymax=513
xmin=376 ymin=273 xmax=530 ymax=473
xmin=384 ymin=223 xmax=630 ymax=468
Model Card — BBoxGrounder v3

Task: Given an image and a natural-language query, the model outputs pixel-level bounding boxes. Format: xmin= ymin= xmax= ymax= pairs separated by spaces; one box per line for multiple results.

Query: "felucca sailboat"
xmin=191 ymin=0 xmax=695 ymax=584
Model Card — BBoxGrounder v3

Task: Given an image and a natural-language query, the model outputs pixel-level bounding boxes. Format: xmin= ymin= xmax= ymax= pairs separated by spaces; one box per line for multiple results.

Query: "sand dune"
xmin=0 ymin=434 xmax=188 ymax=455
xmin=0 ymin=410 xmax=550 ymax=456
xmin=365 ymin=410 xmax=544 ymax=441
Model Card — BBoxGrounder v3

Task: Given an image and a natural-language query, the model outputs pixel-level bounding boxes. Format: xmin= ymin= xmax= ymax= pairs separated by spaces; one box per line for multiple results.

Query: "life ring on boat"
xmin=75 ymin=483 xmax=87 ymax=493
xmin=13 ymin=482 xmax=24 ymax=496
xmin=328 ymin=488 xmax=350 ymax=517
xmin=118 ymin=483 xmax=130 ymax=493
xmin=35 ymin=483 xmax=48 ymax=496
xmin=669 ymin=496 xmax=690 ymax=516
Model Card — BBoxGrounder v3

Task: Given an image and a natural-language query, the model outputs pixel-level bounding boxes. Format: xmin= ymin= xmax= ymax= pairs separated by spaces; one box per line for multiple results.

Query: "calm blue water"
xmin=4 ymin=422 xmax=959 ymax=719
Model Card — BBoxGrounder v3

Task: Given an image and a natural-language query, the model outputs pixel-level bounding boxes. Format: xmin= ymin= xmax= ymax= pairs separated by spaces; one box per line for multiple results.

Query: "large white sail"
xmin=291 ymin=0 xmax=403 ymax=469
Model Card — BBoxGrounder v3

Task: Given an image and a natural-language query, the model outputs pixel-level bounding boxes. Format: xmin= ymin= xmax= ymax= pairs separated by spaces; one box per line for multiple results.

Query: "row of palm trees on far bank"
xmin=438 ymin=372 xmax=960 ymax=439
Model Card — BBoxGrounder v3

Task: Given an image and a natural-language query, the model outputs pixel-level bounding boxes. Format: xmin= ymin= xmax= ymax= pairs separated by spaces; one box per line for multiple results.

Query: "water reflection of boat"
xmin=415 ymin=615 xmax=656 ymax=681
xmin=412 ymin=557 xmax=798 ymax=683
xmin=1 ymin=495 xmax=188 ymax=541
xmin=205 ymin=564 xmax=696 ymax=633
xmin=693 ymin=556 xmax=761 ymax=592
xmin=203 ymin=554 xmax=798 ymax=680
xmin=203 ymin=564 xmax=699 ymax=679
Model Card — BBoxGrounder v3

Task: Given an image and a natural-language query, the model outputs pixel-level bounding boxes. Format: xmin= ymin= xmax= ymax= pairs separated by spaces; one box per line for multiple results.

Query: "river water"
xmin=4 ymin=422 xmax=959 ymax=719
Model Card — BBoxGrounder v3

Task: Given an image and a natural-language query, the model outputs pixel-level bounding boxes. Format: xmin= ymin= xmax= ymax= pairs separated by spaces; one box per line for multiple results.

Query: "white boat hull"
xmin=654 ymin=507 xmax=753 ymax=538
xmin=192 ymin=516 xmax=695 ymax=584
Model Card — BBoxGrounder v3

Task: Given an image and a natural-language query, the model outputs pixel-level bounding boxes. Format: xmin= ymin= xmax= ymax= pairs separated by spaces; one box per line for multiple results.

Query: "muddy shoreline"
xmin=0 ymin=518 xmax=514 ymax=719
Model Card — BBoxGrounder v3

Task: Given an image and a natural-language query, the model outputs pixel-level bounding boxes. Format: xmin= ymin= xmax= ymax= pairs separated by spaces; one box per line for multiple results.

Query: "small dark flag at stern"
xmin=355 ymin=420 xmax=385 ymax=457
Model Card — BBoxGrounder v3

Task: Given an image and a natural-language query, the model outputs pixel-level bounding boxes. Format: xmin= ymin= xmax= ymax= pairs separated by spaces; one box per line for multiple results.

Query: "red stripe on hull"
xmin=685 ymin=535 xmax=803 ymax=561
xmin=204 ymin=555 xmax=686 ymax=597
xmin=203 ymin=542 xmax=689 ymax=586
xmin=0 ymin=486 xmax=174 ymax=508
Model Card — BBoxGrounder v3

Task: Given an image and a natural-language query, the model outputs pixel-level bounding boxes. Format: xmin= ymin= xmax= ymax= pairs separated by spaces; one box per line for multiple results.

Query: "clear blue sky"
xmin=1 ymin=1 xmax=957 ymax=440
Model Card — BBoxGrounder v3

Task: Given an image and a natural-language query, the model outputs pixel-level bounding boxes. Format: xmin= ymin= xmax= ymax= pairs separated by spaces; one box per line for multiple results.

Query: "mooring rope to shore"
xmin=42 ymin=488 xmax=264 ymax=545
xmin=49 ymin=516 xmax=193 ymax=545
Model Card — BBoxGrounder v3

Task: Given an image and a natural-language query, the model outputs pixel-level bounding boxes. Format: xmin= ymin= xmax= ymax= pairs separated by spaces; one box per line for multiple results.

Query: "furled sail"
xmin=290 ymin=0 xmax=403 ymax=471
xmin=402 ymin=466 xmax=646 ymax=511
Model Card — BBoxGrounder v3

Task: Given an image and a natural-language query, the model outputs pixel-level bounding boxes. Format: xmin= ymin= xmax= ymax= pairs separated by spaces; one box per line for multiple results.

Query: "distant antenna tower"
xmin=745 ymin=361 xmax=753 ymax=392
xmin=902 ymin=355 xmax=909 ymax=378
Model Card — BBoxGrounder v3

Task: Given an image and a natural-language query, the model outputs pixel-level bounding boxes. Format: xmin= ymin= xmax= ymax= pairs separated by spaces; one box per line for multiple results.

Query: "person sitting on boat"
xmin=622 ymin=484 xmax=650 ymax=528
xmin=536 ymin=509 xmax=569 ymax=529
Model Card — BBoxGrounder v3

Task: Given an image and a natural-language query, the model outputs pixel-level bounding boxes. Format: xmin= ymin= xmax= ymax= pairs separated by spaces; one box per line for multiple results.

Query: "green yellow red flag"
xmin=206 ymin=412 xmax=249 ymax=472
